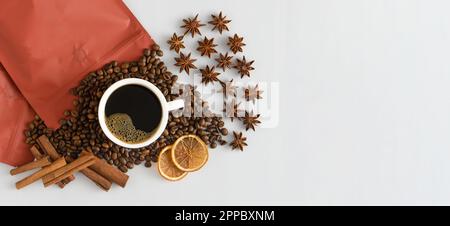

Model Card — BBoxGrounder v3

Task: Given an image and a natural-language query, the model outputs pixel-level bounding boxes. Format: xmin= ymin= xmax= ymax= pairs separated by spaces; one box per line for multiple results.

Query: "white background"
xmin=2 ymin=0 xmax=450 ymax=205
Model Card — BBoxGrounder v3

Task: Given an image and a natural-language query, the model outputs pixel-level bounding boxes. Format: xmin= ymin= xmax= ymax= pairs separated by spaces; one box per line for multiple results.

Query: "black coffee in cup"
xmin=105 ymin=84 xmax=163 ymax=144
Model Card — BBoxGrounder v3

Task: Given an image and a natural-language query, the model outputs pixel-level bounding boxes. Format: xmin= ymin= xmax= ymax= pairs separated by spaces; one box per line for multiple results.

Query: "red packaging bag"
xmin=0 ymin=0 xmax=154 ymax=129
xmin=0 ymin=64 xmax=34 ymax=166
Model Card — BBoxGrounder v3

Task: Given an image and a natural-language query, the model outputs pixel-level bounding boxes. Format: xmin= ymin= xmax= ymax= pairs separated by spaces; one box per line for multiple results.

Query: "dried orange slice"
xmin=171 ymin=135 xmax=208 ymax=172
xmin=158 ymin=145 xmax=188 ymax=181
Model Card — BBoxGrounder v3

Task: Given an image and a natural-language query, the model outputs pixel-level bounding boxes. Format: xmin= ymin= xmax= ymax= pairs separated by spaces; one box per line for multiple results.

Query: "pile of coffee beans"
xmin=25 ymin=45 xmax=228 ymax=173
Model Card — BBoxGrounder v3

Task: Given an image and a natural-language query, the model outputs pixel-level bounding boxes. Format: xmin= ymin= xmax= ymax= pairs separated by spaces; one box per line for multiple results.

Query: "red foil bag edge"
xmin=0 ymin=0 xmax=155 ymax=129
xmin=0 ymin=0 xmax=154 ymax=166
xmin=0 ymin=64 xmax=34 ymax=166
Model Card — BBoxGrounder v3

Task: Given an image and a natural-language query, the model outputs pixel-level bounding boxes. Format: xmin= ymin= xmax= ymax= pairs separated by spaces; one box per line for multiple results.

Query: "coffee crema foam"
xmin=106 ymin=113 xmax=152 ymax=144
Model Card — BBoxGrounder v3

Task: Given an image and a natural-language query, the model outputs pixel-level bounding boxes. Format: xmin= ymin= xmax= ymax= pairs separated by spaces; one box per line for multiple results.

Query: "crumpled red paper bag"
xmin=0 ymin=0 xmax=154 ymax=129
xmin=0 ymin=64 xmax=34 ymax=166
xmin=0 ymin=0 xmax=154 ymax=166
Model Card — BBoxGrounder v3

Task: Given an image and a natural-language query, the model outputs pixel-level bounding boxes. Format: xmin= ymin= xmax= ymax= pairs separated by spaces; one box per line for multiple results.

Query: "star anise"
xmin=240 ymin=111 xmax=261 ymax=131
xmin=223 ymin=98 xmax=243 ymax=121
xmin=244 ymin=84 xmax=263 ymax=103
xmin=167 ymin=33 xmax=185 ymax=53
xmin=219 ymin=79 xmax=238 ymax=98
xmin=209 ymin=12 xmax=232 ymax=34
xmin=230 ymin=131 xmax=247 ymax=151
xmin=215 ymin=52 xmax=233 ymax=72
xmin=174 ymin=52 xmax=197 ymax=75
xmin=200 ymin=65 xmax=221 ymax=85
xmin=227 ymin=34 xmax=246 ymax=54
xmin=234 ymin=56 xmax=255 ymax=78
xmin=181 ymin=14 xmax=205 ymax=37
xmin=197 ymin=37 xmax=218 ymax=58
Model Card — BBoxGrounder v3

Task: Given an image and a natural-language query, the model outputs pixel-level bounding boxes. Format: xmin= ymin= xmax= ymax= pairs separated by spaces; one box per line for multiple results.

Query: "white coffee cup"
xmin=98 ymin=78 xmax=184 ymax=149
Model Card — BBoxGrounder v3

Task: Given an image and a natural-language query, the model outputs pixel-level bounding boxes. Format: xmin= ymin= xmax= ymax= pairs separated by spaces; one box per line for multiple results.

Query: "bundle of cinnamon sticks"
xmin=11 ymin=135 xmax=129 ymax=191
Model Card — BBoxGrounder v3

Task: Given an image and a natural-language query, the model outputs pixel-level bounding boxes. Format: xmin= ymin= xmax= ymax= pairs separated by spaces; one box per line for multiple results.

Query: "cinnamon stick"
xmin=81 ymin=151 xmax=129 ymax=188
xmin=44 ymin=158 xmax=96 ymax=187
xmin=81 ymin=168 xmax=112 ymax=191
xmin=36 ymin=136 xmax=61 ymax=160
xmin=10 ymin=156 xmax=52 ymax=176
xmin=42 ymin=154 xmax=95 ymax=184
xmin=37 ymin=135 xmax=75 ymax=184
xmin=16 ymin=157 xmax=66 ymax=190
xmin=30 ymin=145 xmax=44 ymax=159
xmin=29 ymin=145 xmax=66 ymax=188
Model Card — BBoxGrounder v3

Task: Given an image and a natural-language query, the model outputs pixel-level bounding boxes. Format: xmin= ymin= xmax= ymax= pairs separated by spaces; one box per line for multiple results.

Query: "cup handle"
xmin=167 ymin=99 xmax=184 ymax=111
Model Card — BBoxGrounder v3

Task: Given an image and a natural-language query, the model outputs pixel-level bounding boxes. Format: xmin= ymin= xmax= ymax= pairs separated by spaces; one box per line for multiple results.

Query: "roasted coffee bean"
xmin=126 ymin=162 xmax=134 ymax=169
xmin=25 ymin=137 xmax=33 ymax=144
xmin=141 ymin=149 xmax=150 ymax=156
xmin=111 ymin=152 xmax=118 ymax=160
xmin=119 ymin=157 xmax=127 ymax=165
xmin=130 ymin=66 xmax=138 ymax=73
xmin=199 ymin=118 xmax=206 ymax=127
xmin=119 ymin=166 xmax=128 ymax=173
xmin=220 ymin=128 xmax=228 ymax=135
xmin=121 ymin=62 xmax=130 ymax=69
xmin=144 ymin=49 xmax=151 ymax=57
xmin=152 ymin=44 xmax=160 ymax=51
xmin=87 ymin=114 xmax=95 ymax=120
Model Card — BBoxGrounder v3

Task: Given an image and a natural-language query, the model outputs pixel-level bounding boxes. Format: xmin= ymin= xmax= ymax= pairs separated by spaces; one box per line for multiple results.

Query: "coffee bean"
xmin=121 ymin=63 xmax=130 ymax=69
xmin=87 ymin=114 xmax=95 ymax=120
xmin=144 ymin=49 xmax=151 ymax=57
xmin=100 ymin=143 xmax=109 ymax=149
xmin=126 ymin=162 xmax=134 ymax=169
xmin=141 ymin=149 xmax=150 ymax=156
xmin=119 ymin=157 xmax=127 ymax=165
xmin=199 ymin=119 xmax=206 ymax=127
xmin=119 ymin=166 xmax=128 ymax=173
xmin=130 ymin=66 xmax=138 ymax=73
xmin=220 ymin=128 xmax=228 ymax=136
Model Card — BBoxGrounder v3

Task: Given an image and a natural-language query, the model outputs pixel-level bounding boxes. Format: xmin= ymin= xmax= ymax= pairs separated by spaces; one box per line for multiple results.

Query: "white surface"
xmin=2 ymin=0 xmax=450 ymax=205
